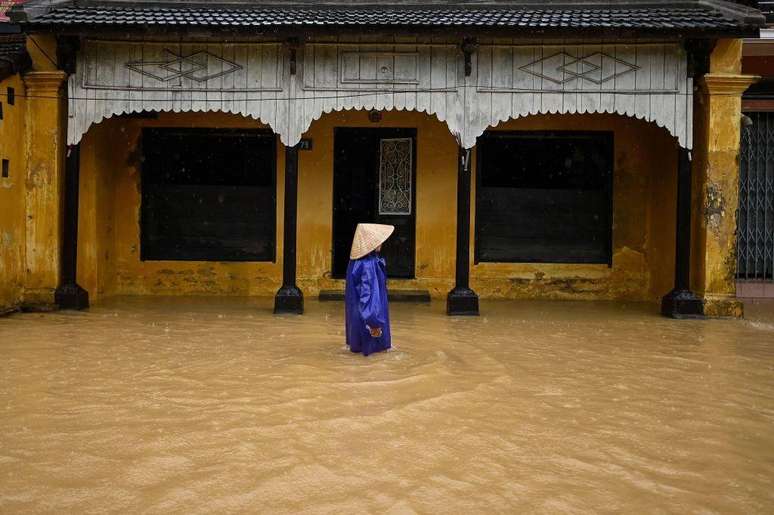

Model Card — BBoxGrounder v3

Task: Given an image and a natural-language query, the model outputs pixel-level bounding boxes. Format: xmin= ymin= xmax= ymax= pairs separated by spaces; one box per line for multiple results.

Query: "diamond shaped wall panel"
xmin=472 ymin=43 xmax=692 ymax=149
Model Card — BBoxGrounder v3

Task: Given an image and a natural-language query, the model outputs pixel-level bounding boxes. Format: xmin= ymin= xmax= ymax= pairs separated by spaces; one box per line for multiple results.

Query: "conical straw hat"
xmin=350 ymin=223 xmax=395 ymax=259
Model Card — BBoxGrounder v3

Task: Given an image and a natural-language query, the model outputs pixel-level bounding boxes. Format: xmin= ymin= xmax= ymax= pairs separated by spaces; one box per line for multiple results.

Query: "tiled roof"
xmin=0 ymin=34 xmax=30 ymax=80
xmin=15 ymin=4 xmax=763 ymax=35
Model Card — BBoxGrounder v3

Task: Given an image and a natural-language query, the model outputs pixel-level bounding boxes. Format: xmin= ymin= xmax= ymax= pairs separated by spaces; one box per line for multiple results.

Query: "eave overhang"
xmin=8 ymin=1 xmax=766 ymax=39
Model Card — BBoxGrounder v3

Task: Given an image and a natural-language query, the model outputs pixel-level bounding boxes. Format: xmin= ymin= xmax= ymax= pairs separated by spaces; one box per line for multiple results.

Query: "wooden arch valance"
xmin=67 ymin=39 xmax=693 ymax=149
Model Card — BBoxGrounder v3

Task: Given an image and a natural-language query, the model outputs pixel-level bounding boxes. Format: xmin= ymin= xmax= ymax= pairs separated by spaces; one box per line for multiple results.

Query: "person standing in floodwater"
xmin=345 ymin=223 xmax=394 ymax=357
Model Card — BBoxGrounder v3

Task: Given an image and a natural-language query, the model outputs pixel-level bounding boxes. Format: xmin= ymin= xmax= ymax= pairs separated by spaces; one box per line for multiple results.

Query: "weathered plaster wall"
xmin=648 ymin=135 xmax=679 ymax=301
xmin=22 ymin=70 xmax=68 ymax=308
xmin=0 ymin=74 xmax=27 ymax=313
xmin=691 ymin=39 xmax=757 ymax=317
xmin=77 ymin=120 xmax=117 ymax=300
xmin=471 ymin=114 xmax=677 ymax=301
xmin=76 ymin=109 xmax=676 ymax=302
xmin=0 ymin=35 xmax=65 ymax=314
xmin=11 ymin=35 xmax=69 ymax=310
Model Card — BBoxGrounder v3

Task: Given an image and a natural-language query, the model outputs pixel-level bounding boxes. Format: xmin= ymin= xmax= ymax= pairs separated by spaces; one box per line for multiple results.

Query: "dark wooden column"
xmin=661 ymin=147 xmax=704 ymax=318
xmin=274 ymin=144 xmax=304 ymax=314
xmin=447 ymin=146 xmax=479 ymax=316
xmin=54 ymin=144 xmax=89 ymax=310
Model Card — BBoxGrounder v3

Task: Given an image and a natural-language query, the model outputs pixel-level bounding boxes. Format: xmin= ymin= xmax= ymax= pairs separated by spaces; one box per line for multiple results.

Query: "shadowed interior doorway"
xmin=332 ymin=127 xmax=417 ymax=279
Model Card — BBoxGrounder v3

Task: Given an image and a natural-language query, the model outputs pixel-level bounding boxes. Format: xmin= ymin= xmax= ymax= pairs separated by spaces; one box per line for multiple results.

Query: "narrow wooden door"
xmin=333 ymin=128 xmax=416 ymax=279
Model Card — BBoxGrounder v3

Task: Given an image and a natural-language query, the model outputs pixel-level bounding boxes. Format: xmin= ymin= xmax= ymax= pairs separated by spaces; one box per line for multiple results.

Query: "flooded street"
xmin=1 ymin=298 xmax=773 ymax=513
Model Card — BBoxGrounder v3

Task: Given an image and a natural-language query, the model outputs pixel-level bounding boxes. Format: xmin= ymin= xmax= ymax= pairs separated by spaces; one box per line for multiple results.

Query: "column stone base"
xmin=274 ymin=286 xmax=304 ymax=314
xmin=703 ymin=294 xmax=744 ymax=318
xmin=661 ymin=289 xmax=705 ymax=319
xmin=55 ymin=283 xmax=90 ymax=310
xmin=447 ymin=287 xmax=479 ymax=316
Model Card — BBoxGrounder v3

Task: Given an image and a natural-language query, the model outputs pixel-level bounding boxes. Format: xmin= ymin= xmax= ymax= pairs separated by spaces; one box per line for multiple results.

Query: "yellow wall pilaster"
xmin=692 ymin=39 xmax=758 ymax=318
xmin=21 ymin=70 xmax=68 ymax=308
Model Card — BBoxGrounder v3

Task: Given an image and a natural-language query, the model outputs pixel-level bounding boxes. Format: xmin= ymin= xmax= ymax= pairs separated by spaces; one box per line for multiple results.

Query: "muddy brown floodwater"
xmin=1 ymin=297 xmax=773 ymax=514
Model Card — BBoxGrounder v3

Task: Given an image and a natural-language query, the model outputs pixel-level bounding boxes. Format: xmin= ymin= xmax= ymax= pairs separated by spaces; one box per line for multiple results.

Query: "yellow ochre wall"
xmin=76 ymin=109 xmax=678 ymax=303
xmin=0 ymin=74 xmax=27 ymax=313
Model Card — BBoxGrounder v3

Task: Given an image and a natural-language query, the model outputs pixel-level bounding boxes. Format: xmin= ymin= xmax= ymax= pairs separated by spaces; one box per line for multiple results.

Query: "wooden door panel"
xmin=333 ymin=128 xmax=416 ymax=279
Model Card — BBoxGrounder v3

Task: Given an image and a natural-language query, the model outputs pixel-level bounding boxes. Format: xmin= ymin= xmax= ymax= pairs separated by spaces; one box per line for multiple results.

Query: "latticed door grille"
xmin=378 ymin=138 xmax=413 ymax=216
xmin=738 ymin=112 xmax=774 ymax=281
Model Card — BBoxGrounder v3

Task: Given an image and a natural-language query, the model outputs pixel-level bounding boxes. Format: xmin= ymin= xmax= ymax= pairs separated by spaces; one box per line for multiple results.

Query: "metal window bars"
xmin=738 ymin=111 xmax=774 ymax=281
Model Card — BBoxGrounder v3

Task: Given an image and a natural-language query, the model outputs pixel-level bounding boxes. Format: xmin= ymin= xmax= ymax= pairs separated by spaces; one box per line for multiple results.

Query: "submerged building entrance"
xmin=332 ymin=128 xmax=417 ymax=279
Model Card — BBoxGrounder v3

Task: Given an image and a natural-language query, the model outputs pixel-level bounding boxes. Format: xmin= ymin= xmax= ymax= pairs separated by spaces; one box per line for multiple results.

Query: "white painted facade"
xmin=68 ymin=38 xmax=694 ymax=148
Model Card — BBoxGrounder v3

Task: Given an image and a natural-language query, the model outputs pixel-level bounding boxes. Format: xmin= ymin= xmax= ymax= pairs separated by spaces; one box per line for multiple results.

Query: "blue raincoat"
xmin=345 ymin=253 xmax=391 ymax=356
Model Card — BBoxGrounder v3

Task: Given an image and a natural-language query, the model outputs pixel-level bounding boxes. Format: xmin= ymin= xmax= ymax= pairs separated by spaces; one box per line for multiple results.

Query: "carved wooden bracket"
xmin=461 ymin=38 xmax=477 ymax=77
xmin=288 ymin=37 xmax=300 ymax=76
xmin=56 ymin=36 xmax=80 ymax=76
xmin=685 ymin=39 xmax=715 ymax=79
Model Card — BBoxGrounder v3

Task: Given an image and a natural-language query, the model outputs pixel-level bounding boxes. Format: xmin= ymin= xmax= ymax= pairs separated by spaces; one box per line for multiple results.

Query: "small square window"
xmin=2 ymin=159 xmax=9 ymax=178
xmin=7 ymin=87 xmax=14 ymax=106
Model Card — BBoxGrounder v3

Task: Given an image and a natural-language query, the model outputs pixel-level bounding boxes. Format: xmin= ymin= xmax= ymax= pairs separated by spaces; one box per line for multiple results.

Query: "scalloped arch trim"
xmin=67 ymin=41 xmax=693 ymax=150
